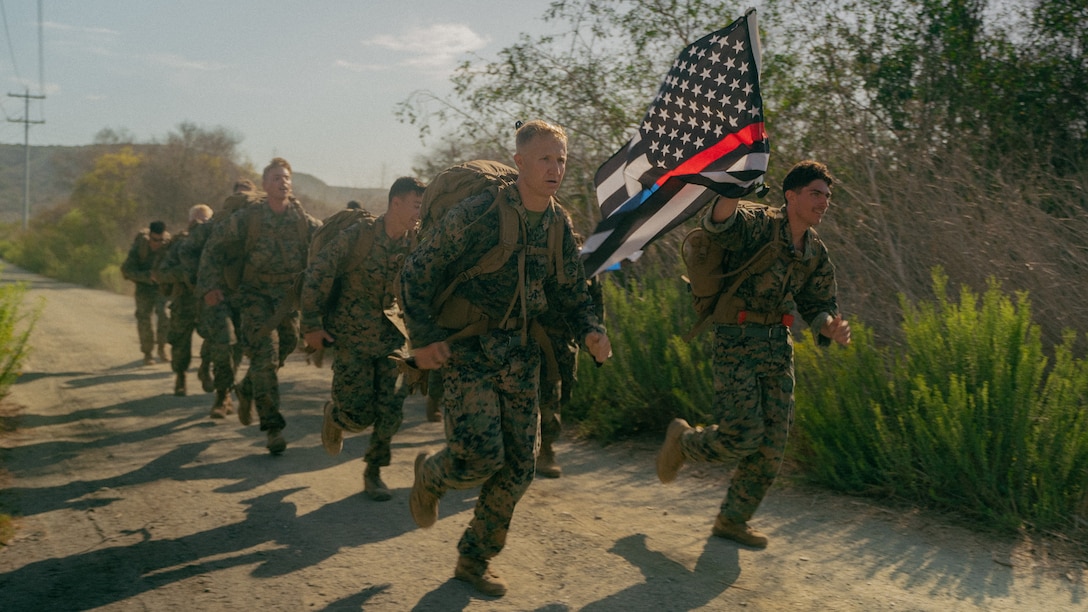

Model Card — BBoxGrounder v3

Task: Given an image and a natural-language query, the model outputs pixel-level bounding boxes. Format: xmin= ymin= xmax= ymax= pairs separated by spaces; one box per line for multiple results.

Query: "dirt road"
xmin=0 ymin=266 xmax=1083 ymax=611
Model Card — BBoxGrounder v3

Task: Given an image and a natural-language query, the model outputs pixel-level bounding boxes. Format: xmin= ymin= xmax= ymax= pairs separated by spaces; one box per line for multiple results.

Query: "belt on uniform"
xmin=718 ymin=324 xmax=789 ymax=339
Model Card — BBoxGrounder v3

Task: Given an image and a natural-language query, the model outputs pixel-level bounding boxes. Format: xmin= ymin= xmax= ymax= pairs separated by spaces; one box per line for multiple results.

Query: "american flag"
xmin=581 ymin=9 xmax=769 ymax=277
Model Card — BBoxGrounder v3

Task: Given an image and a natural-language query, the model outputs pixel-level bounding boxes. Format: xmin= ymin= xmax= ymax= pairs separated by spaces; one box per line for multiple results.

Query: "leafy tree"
xmin=398 ymin=0 xmax=757 ymax=229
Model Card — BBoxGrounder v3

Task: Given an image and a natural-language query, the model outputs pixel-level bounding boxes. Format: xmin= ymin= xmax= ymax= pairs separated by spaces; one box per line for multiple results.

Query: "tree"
xmin=397 ymin=0 xmax=756 ymax=231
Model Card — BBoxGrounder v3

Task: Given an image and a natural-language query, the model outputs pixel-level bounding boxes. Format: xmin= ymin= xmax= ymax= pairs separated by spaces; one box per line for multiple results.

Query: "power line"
xmin=0 ymin=0 xmax=22 ymax=83
xmin=8 ymin=89 xmax=45 ymax=230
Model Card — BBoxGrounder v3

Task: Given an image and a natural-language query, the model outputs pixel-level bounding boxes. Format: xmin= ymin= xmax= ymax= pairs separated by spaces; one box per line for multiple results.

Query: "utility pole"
xmin=8 ymin=89 xmax=46 ymax=230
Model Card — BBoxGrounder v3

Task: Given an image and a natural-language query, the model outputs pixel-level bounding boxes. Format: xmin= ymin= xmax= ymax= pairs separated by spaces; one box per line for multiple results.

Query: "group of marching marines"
xmin=125 ymin=119 xmax=849 ymax=597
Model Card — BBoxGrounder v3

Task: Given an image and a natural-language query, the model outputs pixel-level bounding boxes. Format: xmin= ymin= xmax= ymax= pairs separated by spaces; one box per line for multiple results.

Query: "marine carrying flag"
xmin=580 ymin=9 xmax=769 ymax=277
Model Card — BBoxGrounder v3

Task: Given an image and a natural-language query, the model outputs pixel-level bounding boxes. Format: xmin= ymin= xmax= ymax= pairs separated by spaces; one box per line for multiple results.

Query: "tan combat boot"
xmin=536 ymin=443 xmax=562 ymax=478
xmin=409 ymin=452 xmax=439 ymax=528
xmin=425 ymin=396 xmax=442 ymax=422
xmin=656 ymin=418 xmax=692 ymax=483
xmin=364 ymin=463 xmax=392 ymax=501
xmin=157 ymin=344 xmax=169 ymax=363
xmin=143 ymin=352 xmax=154 ymax=366
xmin=209 ymin=389 xmax=232 ymax=419
xmin=712 ymin=515 xmax=769 ymax=548
xmin=174 ymin=372 xmax=186 ymax=397
xmin=266 ymin=428 xmax=287 ymax=455
xmin=321 ymin=401 xmax=343 ymax=456
xmin=454 ymin=555 xmax=508 ymax=597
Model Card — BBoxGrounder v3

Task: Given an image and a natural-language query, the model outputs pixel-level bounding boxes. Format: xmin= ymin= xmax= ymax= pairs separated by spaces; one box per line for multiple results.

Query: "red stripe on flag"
xmin=652 ymin=122 xmax=766 ymax=188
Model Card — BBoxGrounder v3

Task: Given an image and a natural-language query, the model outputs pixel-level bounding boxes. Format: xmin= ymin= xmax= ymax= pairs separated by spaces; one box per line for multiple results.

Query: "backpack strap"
xmin=683 ymin=214 xmax=788 ymax=341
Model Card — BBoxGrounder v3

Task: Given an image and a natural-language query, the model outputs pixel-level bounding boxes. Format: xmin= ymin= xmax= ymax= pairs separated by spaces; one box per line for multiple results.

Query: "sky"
xmin=0 ymin=0 xmax=559 ymax=188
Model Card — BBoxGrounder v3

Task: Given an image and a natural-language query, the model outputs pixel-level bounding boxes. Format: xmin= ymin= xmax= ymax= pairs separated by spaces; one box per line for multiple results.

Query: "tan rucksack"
xmin=681 ymin=205 xmax=788 ymax=340
xmin=420 ymin=160 xmax=567 ymax=329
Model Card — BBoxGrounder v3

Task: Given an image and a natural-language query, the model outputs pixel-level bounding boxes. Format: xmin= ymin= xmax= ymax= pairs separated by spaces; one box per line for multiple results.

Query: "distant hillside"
xmin=0 ymin=143 xmax=93 ymax=225
xmin=0 ymin=143 xmax=387 ymax=225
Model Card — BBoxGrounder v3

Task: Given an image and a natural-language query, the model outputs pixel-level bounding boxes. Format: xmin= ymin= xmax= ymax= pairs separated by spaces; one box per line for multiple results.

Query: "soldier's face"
xmin=391 ymin=192 xmax=423 ymax=227
xmin=263 ymin=166 xmax=292 ymax=201
xmin=514 ymin=134 xmax=567 ymax=201
xmin=786 ymin=179 xmax=831 ymax=229
xmin=149 ymin=233 xmax=165 ymax=251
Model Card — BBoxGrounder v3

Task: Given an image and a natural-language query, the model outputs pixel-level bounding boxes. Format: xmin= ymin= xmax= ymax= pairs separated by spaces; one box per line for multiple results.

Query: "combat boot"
xmin=209 ymin=389 xmax=232 ymax=419
xmin=173 ymin=372 xmax=186 ymax=397
xmin=236 ymin=382 xmax=254 ymax=426
xmin=266 ymin=428 xmax=287 ymax=455
xmin=143 ymin=352 xmax=154 ymax=366
xmin=656 ymin=418 xmax=693 ymax=483
xmin=363 ymin=463 xmax=392 ymax=501
xmin=536 ymin=443 xmax=562 ymax=478
xmin=425 ymin=396 xmax=442 ymax=422
xmin=157 ymin=344 xmax=169 ymax=363
xmin=454 ymin=555 xmax=507 ymax=597
xmin=409 ymin=452 xmax=439 ymax=528
xmin=712 ymin=515 xmax=768 ymax=548
xmin=321 ymin=401 xmax=343 ymax=456
xmin=197 ymin=360 xmax=213 ymax=393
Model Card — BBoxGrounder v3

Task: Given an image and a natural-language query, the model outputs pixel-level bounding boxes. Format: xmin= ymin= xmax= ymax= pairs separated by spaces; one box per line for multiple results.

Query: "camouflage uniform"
xmin=194 ymin=212 xmax=247 ymax=396
xmin=537 ymin=275 xmax=604 ymax=450
xmin=155 ymin=228 xmax=209 ymax=377
xmin=401 ymin=186 xmax=603 ymax=562
xmin=679 ymin=202 xmax=838 ymax=524
xmin=300 ymin=216 xmax=411 ymax=467
xmin=200 ymin=198 xmax=320 ymax=433
xmin=121 ymin=231 xmax=170 ymax=358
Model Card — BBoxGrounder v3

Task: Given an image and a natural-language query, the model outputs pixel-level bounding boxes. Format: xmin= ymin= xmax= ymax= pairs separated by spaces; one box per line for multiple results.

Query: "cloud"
xmin=334 ymin=59 xmax=388 ymax=73
xmin=148 ymin=54 xmax=228 ymax=72
xmin=364 ymin=23 xmax=489 ymax=70
xmin=42 ymin=21 xmax=119 ymax=36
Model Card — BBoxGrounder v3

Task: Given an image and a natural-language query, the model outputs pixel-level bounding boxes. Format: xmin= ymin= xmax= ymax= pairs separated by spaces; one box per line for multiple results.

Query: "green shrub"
xmin=0 ymin=268 xmax=40 ymax=396
xmin=793 ymin=268 xmax=1088 ymax=531
xmin=567 ymin=272 xmax=716 ymax=439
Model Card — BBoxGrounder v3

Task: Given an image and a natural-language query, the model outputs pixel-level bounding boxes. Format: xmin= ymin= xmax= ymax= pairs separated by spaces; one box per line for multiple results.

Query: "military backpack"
xmin=681 ymin=203 xmax=789 ymax=340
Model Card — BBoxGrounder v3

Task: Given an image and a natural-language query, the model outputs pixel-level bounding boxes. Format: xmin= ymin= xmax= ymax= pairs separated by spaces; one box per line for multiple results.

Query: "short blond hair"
xmin=263 ymin=157 xmax=292 ymax=180
xmin=515 ymin=120 xmax=567 ymax=151
xmin=189 ymin=203 xmax=213 ymax=223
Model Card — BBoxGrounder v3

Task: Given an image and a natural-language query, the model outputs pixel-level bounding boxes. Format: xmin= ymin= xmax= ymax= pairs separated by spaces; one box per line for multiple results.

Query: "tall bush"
xmin=793 ymin=268 xmax=1088 ymax=531
xmin=567 ymin=270 xmax=715 ymax=438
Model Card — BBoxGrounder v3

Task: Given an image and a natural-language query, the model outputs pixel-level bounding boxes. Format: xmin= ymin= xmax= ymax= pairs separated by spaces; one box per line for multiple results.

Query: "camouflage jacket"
xmin=198 ymin=198 xmax=321 ymax=298
xmin=121 ymin=231 xmax=170 ymax=286
xmin=700 ymin=202 xmax=839 ymax=345
xmin=300 ymin=215 xmax=410 ymax=357
xmin=154 ymin=228 xmax=193 ymax=297
xmin=401 ymin=185 xmax=604 ymax=348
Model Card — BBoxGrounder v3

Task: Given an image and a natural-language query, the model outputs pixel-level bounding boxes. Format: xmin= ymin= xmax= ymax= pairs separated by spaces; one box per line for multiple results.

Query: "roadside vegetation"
xmin=0 ymin=268 xmax=42 ymax=545
xmin=401 ymin=0 xmax=1088 ymax=536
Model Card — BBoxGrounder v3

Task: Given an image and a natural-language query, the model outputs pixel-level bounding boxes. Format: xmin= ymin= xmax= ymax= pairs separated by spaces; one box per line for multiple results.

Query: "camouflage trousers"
xmin=416 ymin=333 xmax=541 ymax=561
xmin=167 ymin=291 xmax=203 ymax=374
xmin=198 ymin=298 xmax=245 ymax=393
xmin=134 ymin=283 xmax=169 ymax=355
xmin=237 ymin=288 xmax=299 ymax=432
xmin=679 ymin=330 xmax=795 ymax=524
xmin=329 ymin=346 xmax=409 ymax=466
xmin=540 ymin=337 xmax=578 ymax=448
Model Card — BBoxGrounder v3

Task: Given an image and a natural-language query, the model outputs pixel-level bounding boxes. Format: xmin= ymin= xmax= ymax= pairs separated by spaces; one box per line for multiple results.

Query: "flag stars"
xmin=739 ymin=61 xmax=749 ymax=74
xmin=687 ymin=115 xmax=700 ymax=128
xmin=743 ymin=83 xmax=753 ymax=95
xmin=694 ymin=136 xmax=705 ymax=149
xmin=725 ymin=56 xmax=736 ymax=70
xmin=729 ymin=78 xmax=741 ymax=91
xmin=701 ymin=68 xmax=713 ymax=80
xmin=733 ymin=39 xmax=745 ymax=53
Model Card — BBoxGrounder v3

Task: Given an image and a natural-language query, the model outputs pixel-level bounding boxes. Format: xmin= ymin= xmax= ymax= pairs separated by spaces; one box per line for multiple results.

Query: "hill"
xmin=0 ymin=143 xmax=387 ymax=224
